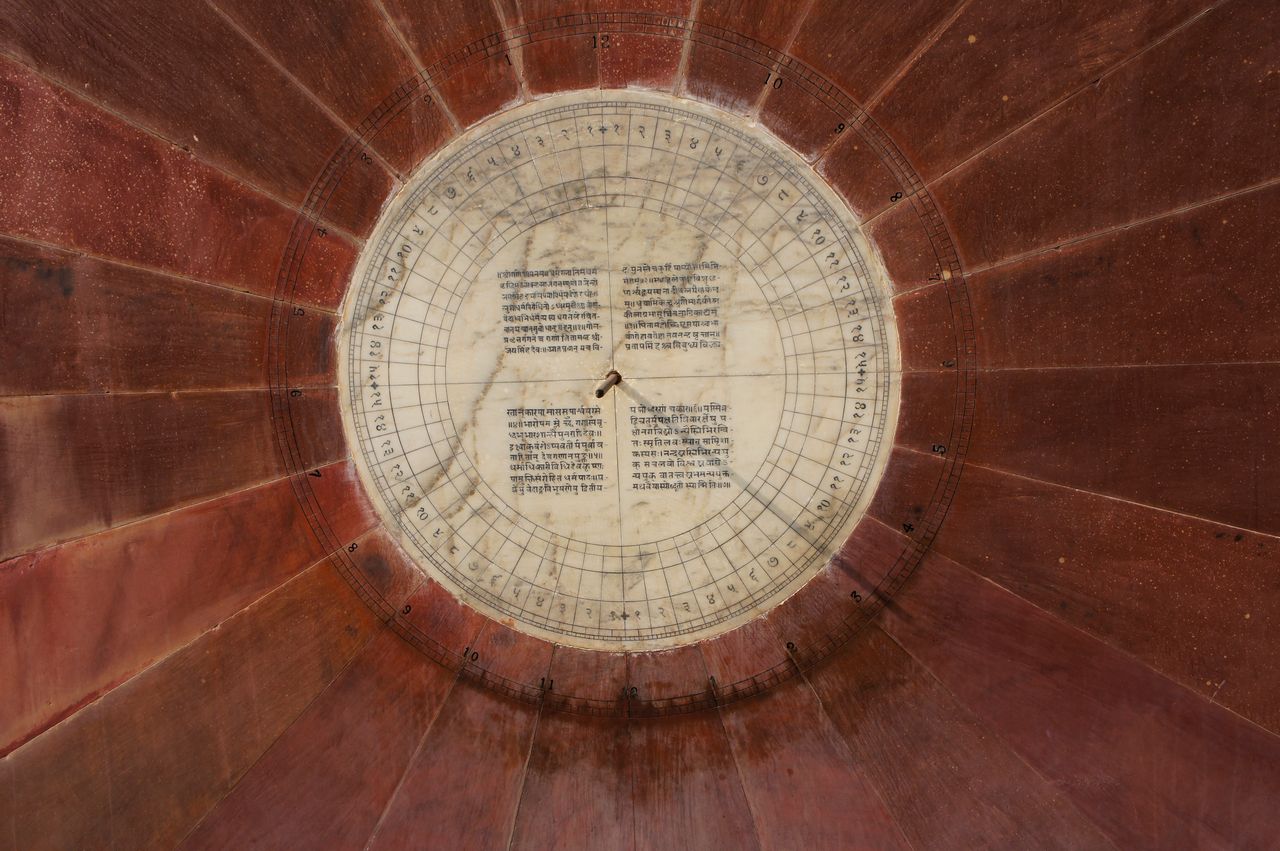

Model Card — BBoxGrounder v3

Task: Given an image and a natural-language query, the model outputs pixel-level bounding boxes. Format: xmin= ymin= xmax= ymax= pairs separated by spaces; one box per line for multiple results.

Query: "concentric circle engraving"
xmin=339 ymin=91 xmax=899 ymax=650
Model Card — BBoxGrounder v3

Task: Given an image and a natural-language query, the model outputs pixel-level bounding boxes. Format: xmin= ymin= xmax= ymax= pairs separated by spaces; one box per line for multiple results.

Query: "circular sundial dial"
xmin=339 ymin=90 xmax=898 ymax=651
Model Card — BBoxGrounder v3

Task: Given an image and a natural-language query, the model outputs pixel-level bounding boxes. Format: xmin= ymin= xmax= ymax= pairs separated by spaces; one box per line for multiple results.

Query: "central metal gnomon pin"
xmin=594 ymin=370 xmax=623 ymax=398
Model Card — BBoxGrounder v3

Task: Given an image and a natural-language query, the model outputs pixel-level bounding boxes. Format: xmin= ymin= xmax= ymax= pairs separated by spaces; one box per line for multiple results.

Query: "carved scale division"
xmin=339 ymin=92 xmax=899 ymax=650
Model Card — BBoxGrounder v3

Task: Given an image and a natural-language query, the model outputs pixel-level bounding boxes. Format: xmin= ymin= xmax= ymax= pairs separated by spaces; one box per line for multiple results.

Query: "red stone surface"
xmin=892 ymin=369 xmax=960 ymax=454
xmin=864 ymin=200 xmax=946 ymax=294
xmin=517 ymin=1 xmax=602 ymax=95
xmin=0 ymin=57 xmax=298 ymax=299
xmin=816 ymin=128 xmax=906 ymax=219
xmin=865 ymin=448 xmax=945 ymax=536
xmin=933 ymin=461 xmax=1280 ymax=732
xmin=396 ymin=577 xmax=488 ymax=661
xmin=596 ymin=0 xmax=691 ymax=90
xmin=181 ymin=627 xmax=455 ymax=851
xmin=810 ymin=628 xmax=1115 ymax=848
xmin=0 ymin=236 xmax=271 ymax=395
xmin=0 ymin=390 xmax=345 ymax=558
xmin=545 ymin=644 xmax=628 ymax=711
xmin=763 ymin=559 xmax=859 ymax=660
xmin=367 ymin=682 xmax=537 ymax=850
xmin=792 ymin=1 xmax=968 ymax=105
xmin=932 ymin=3 xmax=1280 ymax=268
xmin=882 ymin=550 xmax=1280 ymax=848
xmin=698 ymin=616 xmax=788 ymax=696
xmin=893 ymin=281 xmax=960 ymax=371
xmin=380 ymin=0 xmax=524 ymax=128
xmin=464 ymin=619 xmax=555 ymax=690
xmin=873 ymin=0 xmax=1211 ymax=180
xmin=682 ymin=0 xmax=815 ymax=114
xmin=293 ymin=228 xmax=361 ymax=310
xmin=509 ymin=711 xmax=632 ymax=849
xmin=969 ymin=182 xmax=1280 ymax=368
xmin=0 ymin=0 xmax=395 ymax=235
xmin=341 ymin=526 xmax=425 ymax=613
xmin=720 ymin=676 xmax=911 ymax=849
xmin=966 ymin=365 xmax=1280 ymax=535
xmin=0 ymin=461 xmax=374 ymax=757
xmin=758 ymin=87 xmax=848 ymax=163
xmin=211 ymin=0 xmax=438 ymax=175
xmin=1 ymin=562 xmax=378 ymax=849
xmin=629 ymin=711 xmax=759 ymax=850
xmin=627 ymin=643 xmax=708 ymax=708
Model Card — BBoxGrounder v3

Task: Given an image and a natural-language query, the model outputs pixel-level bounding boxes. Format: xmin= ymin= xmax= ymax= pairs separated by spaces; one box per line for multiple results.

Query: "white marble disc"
xmin=338 ymin=90 xmax=899 ymax=650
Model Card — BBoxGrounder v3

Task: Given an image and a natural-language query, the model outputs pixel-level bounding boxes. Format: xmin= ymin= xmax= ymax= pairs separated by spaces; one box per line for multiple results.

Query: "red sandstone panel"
xmin=0 ymin=237 xmax=267 ymax=395
xmin=682 ymin=40 xmax=771 ymax=116
xmin=764 ymin=560 xmax=860 ymax=661
xmin=380 ymin=0 xmax=523 ymax=128
xmin=698 ymin=617 xmax=789 ymax=701
xmin=0 ymin=691 xmax=113 ymax=851
xmin=545 ymin=644 xmax=628 ymax=712
xmin=283 ymin=309 xmax=339 ymax=387
xmin=865 ymin=450 xmax=945 ymax=542
xmin=0 ymin=0 xmax=394 ymax=235
xmin=631 ymin=712 xmax=761 ymax=850
xmin=933 ymin=4 xmax=1280 ymax=268
xmin=396 ymin=577 xmax=488 ymax=662
xmin=293 ymin=228 xmax=361 ymax=310
xmin=369 ymin=682 xmax=537 ymax=851
xmin=0 ymin=390 xmax=344 ymax=559
xmin=864 ymin=200 xmax=946 ymax=294
xmin=283 ymin=386 xmax=348 ymax=468
xmin=758 ymin=77 xmax=851 ymax=163
xmin=3 ymin=561 xmax=378 ymax=849
xmin=380 ymin=0 xmax=515 ymax=66
xmin=829 ymin=516 xmax=913 ymax=604
xmin=211 ymin=0 xmax=437 ymax=175
xmin=307 ymin=459 xmax=382 ymax=540
xmin=874 ymin=0 xmax=1208 ymax=180
xmin=314 ymin=150 xmax=398 ymax=239
xmin=596 ymin=0 xmax=691 ymax=91
xmin=810 ymin=628 xmax=1115 ymax=848
xmin=720 ymin=677 xmax=910 ymax=849
xmin=967 ymin=365 xmax=1280 ymax=535
xmin=518 ymin=1 xmax=601 ymax=95
xmin=893 ymin=282 xmax=959 ymax=372
xmin=463 ymin=619 xmax=554 ymax=691
xmin=682 ymin=0 xmax=808 ymax=113
xmin=893 ymin=370 xmax=962 ymax=455
xmin=436 ymin=56 xmax=525 ymax=130
xmin=0 ymin=57 xmax=296 ymax=298
xmin=510 ymin=711 xmax=633 ymax=849
xmin=182 ymin=627 xmax=455 ymax=851
xmin=627 ymin=644 xmax=708 ymax=708
xmin=933 ymin=462 xmax=1280 ymax=734
xmin=341 ymin=526 xmax=425 ymax=614
xmin=367 ymin=90 xmax=454 ymax=175
xmin=693 ymin=0 xmax=805 ymax=46
xmin=970 ymin=183 xmax=1280 ymax=368
xmin=816 ymin=129 xmax=905 ymax=220
xmin=0 ymin=461 xmax=374 ymax=756
xmin=882 ymin=550 xmax=1280 ymax=848
xmin=790 ymin=0 xmax=969 ymax=105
